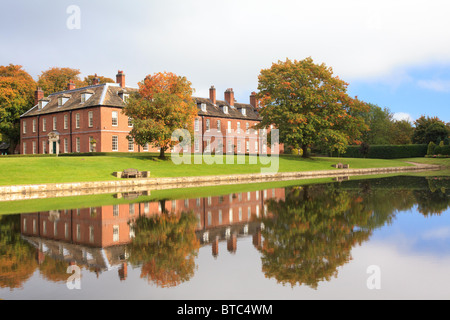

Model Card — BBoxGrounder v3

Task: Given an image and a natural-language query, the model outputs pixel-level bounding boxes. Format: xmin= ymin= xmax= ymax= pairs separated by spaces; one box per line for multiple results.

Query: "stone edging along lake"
xmin=0 ymin=162 xmax=443 ymax=202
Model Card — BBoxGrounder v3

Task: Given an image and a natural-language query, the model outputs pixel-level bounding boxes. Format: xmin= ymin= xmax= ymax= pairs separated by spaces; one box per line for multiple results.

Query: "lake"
xmin=1 ymin=174 xmax=449 ymax=300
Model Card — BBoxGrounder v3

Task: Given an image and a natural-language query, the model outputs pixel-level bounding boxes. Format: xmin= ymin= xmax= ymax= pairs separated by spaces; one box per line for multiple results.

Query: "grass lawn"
xmin=0 ymin=153 xmax=417 ymax=186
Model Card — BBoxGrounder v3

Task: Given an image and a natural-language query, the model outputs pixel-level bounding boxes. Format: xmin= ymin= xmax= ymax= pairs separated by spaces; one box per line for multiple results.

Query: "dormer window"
xmin=118 ymin=90 xmax=129 ymax=102
xmin=38 ymin=98 xmax=50 ymax=110
xmin=222 ymin=105 xmax=229 ymax=114
xmin=81 ymin=90 xmax=94 ymax=103
xmin=241 ymin=108 xmax=246 ymax=116
xmin=58 ymin=94 xmax=71 ymax=107
xmin=200 ymin=103 xmax=207 ymax=112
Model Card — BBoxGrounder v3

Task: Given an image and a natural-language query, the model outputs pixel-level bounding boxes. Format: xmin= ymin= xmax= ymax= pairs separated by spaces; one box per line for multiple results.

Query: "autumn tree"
xmin=83 ymin=74 xmax=114 ymax=86
xmin=256 ymin=58 xmax=368 ymax=157
xmin=123 ymin=72 xmax=198 ymax=159
xmin=37 ymin=67 xmax=85 ymax=95
xmin=0 ymin=64 xmax=36 ymax=151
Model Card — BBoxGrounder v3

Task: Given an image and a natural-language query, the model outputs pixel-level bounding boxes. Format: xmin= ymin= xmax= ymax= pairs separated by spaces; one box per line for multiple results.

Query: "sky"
xmin=1 ymin=0 xmax=449 ymax=123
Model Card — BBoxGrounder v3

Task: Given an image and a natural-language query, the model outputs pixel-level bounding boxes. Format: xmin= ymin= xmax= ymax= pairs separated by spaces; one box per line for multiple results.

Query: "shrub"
xmin=427 ymin=142 xmax=436 ymax=156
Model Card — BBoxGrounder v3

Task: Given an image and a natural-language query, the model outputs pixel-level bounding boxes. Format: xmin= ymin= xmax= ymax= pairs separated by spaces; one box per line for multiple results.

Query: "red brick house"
xmin=20 ymin=71 xmax=282 ymax=155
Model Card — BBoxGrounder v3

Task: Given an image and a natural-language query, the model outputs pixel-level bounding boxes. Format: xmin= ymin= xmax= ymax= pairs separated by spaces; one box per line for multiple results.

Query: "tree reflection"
xmin=257 ymin=184 xmax=395 ymax=289
xmin=127 ymin=211 xmax=200 ymax=288
xmin=415 ymin=177 xmax=450 ymax=216
xmin=0 ymin=216 xmax=37 ymax=289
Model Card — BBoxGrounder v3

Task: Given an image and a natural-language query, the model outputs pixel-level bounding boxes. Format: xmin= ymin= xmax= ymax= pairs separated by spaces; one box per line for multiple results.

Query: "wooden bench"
xmin=122 ymin=168 xmax=141 ymax=178
xmin=332 ymin=163 xmax=350 ymax=169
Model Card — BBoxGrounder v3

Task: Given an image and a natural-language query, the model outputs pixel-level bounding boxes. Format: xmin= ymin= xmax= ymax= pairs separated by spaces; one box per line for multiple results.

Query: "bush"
xmin=339 ymin=144 xmax=428 ymax=159
xmin=427 ymin=142 xmax=436 ymax=156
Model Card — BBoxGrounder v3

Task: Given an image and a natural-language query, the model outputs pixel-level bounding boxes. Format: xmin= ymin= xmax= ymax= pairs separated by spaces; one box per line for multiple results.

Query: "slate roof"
xmin=194 ymin=97 xmax=261 ymax=121
xmin=21 ymin=83 xmax=261 ymax=121
xmin=21 ymin=83 xmax=137 ymax=118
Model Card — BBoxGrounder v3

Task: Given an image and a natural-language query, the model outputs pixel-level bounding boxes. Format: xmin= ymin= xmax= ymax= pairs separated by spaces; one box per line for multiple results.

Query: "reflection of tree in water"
xmin=38 ymin=256 xmax=71 ymax=283
xmin=127 ymin=211 xmax=200 ymax=288
xmin=0 ymin=216 xmax=37 ymax=289
xmin=257 ymin=183 xmax=411 ymax=289
xmin=415 ymin=177 xmax=450 ymax=217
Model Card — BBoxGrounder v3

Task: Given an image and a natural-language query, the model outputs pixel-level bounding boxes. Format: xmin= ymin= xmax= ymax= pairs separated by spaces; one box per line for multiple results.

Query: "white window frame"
xmin=53 ymin=116 xmax=57 ymax=130
xmin=112 ymin=111 xmax=118 ymax=126
xmin=88 ymin=111 xmax=94 ymax=128
xmin=23 ymin=121 xmax=27 ymax=134
xmin=128 ymin=137 xmax=134 ymax=152
xmin=75 ymin=113 xmax=80 ymax=129
xmin=64 ymin=114 xmax=68 ymax=129
xmin=76 ymin=137 xmax=80 ymax=153
xmin=112 ymin=135 xmax=118 ymax=151
xmin=194 ymin=118 xmax=199 ymax=132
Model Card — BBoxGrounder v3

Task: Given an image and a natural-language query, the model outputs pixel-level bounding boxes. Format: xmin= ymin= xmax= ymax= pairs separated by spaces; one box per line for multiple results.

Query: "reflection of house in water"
xmin=20 ymin=187 xmax=285 ymax=279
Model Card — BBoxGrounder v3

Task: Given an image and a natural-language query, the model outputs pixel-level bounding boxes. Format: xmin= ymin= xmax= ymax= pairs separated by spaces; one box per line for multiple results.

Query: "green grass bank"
xmin=0 ymin=153 xmax=426 ymax=186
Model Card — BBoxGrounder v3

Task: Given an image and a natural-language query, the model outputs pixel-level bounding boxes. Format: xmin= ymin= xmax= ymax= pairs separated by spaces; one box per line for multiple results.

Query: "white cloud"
xmin=417 ymin=79 xmax=450 ymax=92
xmin=393 ymin=112 xmax=414 ymax=123
xmin=422 ymin=227 xmax=450 ymax=241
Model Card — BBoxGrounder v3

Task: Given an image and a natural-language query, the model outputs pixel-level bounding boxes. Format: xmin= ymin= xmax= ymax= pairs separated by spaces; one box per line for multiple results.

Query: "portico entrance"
xmin=48 ymin=131 xmax=60 ymax=155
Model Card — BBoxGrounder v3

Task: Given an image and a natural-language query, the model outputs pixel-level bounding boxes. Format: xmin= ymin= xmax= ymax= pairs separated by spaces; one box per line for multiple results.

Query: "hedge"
xmin=337 ymin=144 xmax=428 ymax=159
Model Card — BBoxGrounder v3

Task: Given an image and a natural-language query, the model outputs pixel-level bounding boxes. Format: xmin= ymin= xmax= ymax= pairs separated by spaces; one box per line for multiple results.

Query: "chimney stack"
xmin=224 ymin=88 xmax=234 ymax=107
xmin=67 ymin=80 xmax=76 ymax=91
xmin=93 ymin=73 xmax=100 ymax=85
xmin=34 ymin=87 xmax=44 ymax=105
xmin=116 ymin=70 xmax=125 ymax=88
xmin=250 ymin=91 xmax=258 ymax=108
xmin=209 ymin=85 xmax=216 ymax=105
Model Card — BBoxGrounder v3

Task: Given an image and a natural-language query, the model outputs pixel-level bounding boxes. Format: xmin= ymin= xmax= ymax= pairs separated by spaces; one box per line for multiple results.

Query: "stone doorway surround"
xmin=48 ymin=131 xmax=60 ymax=155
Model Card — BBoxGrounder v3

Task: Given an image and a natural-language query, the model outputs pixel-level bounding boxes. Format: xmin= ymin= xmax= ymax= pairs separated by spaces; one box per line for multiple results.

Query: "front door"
xmin=53 ymin=141 xmax=57 ymax=154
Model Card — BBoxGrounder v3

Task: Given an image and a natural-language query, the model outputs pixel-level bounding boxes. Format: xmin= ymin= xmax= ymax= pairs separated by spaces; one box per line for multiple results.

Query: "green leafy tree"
xmin=123 ymin=72 xmax=198 ymax=159
xmin=359 ymin=103 xmax=393 ymax=145
xmin=425 ymin=122 xmax=449 ymax=145
xmin=0 ymin=64 xmax=36 ymax=151
xmin=413 ymin=116 xmax=449 ymax=144
xmin=390 ymin=120 xmax=414 ymax=145
xmin=256 ymin=57 xmax=368 ymax=157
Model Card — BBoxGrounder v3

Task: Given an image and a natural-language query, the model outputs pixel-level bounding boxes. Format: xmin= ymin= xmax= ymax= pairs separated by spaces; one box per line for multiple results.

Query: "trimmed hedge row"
xmin=338 ymin=144 xmax=428 ymax=159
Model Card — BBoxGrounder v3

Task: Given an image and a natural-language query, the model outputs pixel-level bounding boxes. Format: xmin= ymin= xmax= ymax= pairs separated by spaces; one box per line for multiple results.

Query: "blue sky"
xmin=1 ymin=0 xmax=449 ymax=122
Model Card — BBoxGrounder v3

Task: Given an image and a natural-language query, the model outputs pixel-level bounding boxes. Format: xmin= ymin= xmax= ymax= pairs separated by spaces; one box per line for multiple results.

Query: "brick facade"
xmin=20 ymin=71 xmax=283 ymax=155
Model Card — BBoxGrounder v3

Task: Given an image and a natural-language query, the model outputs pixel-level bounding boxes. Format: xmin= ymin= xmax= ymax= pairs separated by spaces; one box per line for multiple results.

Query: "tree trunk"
xmin=159 ymin=148 xmax=166 ymax=159
xmin=302 ymin=145 xmax=309 ymax=158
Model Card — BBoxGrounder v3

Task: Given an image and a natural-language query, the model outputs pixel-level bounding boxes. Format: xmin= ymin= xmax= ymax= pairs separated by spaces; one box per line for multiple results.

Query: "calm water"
xmin=1 ymin=175 xmax=450 ymax=300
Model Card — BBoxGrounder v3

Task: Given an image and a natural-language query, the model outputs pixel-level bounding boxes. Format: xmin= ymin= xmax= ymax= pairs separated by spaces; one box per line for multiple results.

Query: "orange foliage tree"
xmin=0 ymin=64 xmax=36 ymax=151
xmin=123 ymin=72 xmax=198 ymax=159
xmin=37 ymin=67 xmax=85 ymax=95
